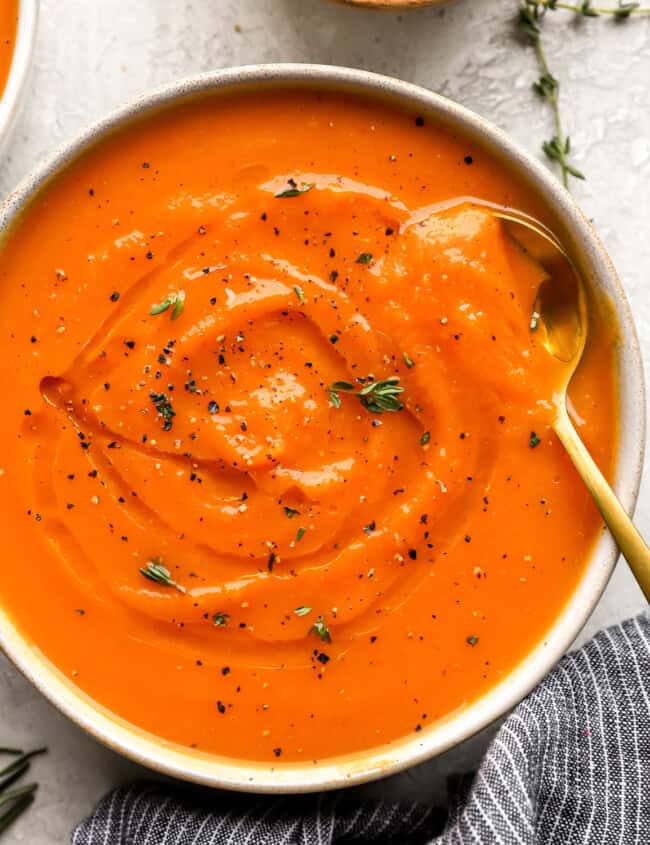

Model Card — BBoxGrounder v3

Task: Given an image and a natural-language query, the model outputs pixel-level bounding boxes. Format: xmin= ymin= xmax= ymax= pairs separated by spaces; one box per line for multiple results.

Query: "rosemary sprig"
xmin=518 ymin=0 xmax=650 ymax=187
xmin=327 ymin=377 xmax=404 ymax=414
xmin=0 ymin=747 xmax=46 ymax=835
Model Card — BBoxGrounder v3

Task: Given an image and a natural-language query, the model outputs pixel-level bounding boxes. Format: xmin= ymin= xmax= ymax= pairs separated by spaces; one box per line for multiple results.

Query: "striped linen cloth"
xmin=73 ymin=613 xmax=650 ymax=845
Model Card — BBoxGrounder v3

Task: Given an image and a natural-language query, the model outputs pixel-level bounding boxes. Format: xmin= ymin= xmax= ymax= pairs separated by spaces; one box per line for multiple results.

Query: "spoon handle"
xmin=554 ymin=408 xmax=650 ymax=602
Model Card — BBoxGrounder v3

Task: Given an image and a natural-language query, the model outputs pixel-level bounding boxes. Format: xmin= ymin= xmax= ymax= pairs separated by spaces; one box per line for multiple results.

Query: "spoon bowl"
xmin=489 ymin=205 xmax=650 ymax=600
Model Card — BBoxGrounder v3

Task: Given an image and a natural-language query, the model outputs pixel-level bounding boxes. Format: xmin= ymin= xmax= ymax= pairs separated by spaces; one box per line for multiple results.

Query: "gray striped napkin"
xmin=72 ymin=612 xmax=650 ymax=844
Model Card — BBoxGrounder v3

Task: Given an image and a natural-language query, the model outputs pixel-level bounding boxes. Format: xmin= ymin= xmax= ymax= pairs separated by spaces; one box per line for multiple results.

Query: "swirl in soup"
xmin=0 ymin=90 xmax=617 ymax=762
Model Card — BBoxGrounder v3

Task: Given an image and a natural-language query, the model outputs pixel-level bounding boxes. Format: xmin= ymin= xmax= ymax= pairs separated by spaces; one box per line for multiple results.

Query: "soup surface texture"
xmin=0 ymin=90 xmax=617 ymax=763
xmin=0 ymin=0 xmax=17 ymax=99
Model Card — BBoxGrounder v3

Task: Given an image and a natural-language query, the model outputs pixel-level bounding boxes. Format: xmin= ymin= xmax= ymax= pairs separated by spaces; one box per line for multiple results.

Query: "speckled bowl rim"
xmin=0 ymin=63 xmax=645 ymax=794
xmin=0 ymin=0 xmax=38 ymax=149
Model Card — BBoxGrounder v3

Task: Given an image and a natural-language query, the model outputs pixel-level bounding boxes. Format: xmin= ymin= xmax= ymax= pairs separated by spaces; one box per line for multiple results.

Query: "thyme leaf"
xmin=150 ymin=291 xmax=186 ymax=319
xmin=275 ymin=181 xmax=314 ymax=199
xmin=328 ymin=377 xmax=404 ymax=414
xmin=140 ymin=558 xmax=186 ymax=593
xmin=311 ymin=616 xmax=332 ymax=643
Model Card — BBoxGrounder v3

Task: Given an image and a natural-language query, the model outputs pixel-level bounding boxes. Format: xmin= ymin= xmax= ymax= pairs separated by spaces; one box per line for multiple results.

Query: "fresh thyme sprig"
xmin=327 ymin=377 xmax=404 ymax=414
xmin=0 ymin=747 xmax=46 ymax=835
xmin=518 ymin=0 xmax=650 ymax=187
xmin=518 ymin=2 xmax=584 ymax=187
xmin=527 ymin=0 xmax=650 ymax=16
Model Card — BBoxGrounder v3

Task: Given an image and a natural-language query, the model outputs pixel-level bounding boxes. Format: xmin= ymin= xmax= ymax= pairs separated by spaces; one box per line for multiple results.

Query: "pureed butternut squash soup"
xmin=0 ymin=89 xmax=617 ymax=764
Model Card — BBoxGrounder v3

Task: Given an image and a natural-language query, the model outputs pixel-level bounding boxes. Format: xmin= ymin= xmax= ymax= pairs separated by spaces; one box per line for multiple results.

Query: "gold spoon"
xmin=490 ymin=206 xmax=650 ymax=600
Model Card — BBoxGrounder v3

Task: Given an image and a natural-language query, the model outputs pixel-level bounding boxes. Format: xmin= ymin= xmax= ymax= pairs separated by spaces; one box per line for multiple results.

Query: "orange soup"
xmin=0 ymin=89 xmax=617 ymax=763
xmin=0 ymin=0 xmax=17 ymax=98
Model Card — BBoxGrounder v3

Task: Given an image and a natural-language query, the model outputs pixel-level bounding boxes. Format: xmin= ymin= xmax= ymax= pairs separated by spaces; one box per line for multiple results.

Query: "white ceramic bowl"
xmin=0 ymin=0 xmax=37 ymax=153
xmin=0 ymin=64 xmax=645 ymax=794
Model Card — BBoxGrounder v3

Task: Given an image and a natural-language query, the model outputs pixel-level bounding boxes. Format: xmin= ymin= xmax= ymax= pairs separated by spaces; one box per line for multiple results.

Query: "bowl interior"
xmin=0 ymin=64 xmax=644 ymax=794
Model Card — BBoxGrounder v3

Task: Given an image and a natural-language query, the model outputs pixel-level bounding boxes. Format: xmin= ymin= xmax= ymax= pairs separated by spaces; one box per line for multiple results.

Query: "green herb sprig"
xmin=275 ymin=181 xmax=314 ymax=199
xmin=140 ymin=558 xmax=186 ymax=593
xmin=518 ymin=0 xmax=650 ymax=187
xmin=525 ymin=0 xmax=649 ymax=15
xmin=0 ymin=747 xmax=47 ymax=835
xmin=327 ymin=377 xmax=404 ymax=414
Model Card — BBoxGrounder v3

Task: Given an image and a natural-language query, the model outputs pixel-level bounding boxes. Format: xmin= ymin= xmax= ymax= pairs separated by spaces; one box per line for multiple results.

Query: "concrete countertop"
xmin=1 ymin=0 xmax=648 ymax=840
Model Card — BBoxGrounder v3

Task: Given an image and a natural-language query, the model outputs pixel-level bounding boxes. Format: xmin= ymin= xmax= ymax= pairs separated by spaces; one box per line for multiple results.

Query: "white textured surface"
xmin=1 ymin=0 xmax=649 ymax=840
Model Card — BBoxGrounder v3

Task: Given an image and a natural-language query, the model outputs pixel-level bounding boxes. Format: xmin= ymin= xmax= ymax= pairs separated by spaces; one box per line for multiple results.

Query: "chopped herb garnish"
xmin=150 ymin=391 xmax=176 ymax=431
xmin=328 ymin=390 xmax=341 ymax=409
xmin=150 ymin=298 xmax=173 ymax=316
xmin=275 ymin=181 xmax=314 ymax=199
xmin=363 ymin=521 xmax=376 ymax=535
xmin=294 ymin=606 xmax=312 ymax=617
xmin=466 ymin=635 xmax=479 ymax=646
xmin=293 ymin=285 xmax=306 ymax=305
xmin=284 ymin=506 xmax=300 ymax=519
xmin=530 ymin=431 xmax=542 ymax=449
xmin=171 ymin=291 xmax=186 ymax=320
xmin=311 ymin=616 xmax=332 ymax=643
xmin=420 ymin=431 xmax=431 ymax=446
xmin=356 ymin=252 xmax=373 ymax=265
xmin=268 ymin=551 xmax=276 ymax=571
xmin=327 ymin=381 xmax=348 ymax=408
xmin=150 ymin=291 xmax=185 ymax=320
xmin=296 ymin=526 xmax=306 ymax=543
xmin=328 ymin=377 xmax=404 ymax=414
xmin=140 ymin=558 xmax=185 ymax=593
xmin=357 ymin=378 xmax=404 ymax=413
xmin=212 ymin=612 xmax=230 ymax=627
xmin=208 ymin=400 xmax=220 ymax=414
xmin=402 ymin=351 xmax=415 ymax=368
